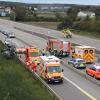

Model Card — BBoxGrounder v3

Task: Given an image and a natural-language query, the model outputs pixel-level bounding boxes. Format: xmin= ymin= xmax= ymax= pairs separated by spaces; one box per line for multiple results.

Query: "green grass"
xmin=71 ymin=29 xmax=100 ymax=39
xmin=37 ymin=12 xmax=67 ymax=18
xmin=0 ymin=41 xmax=52 ymax=100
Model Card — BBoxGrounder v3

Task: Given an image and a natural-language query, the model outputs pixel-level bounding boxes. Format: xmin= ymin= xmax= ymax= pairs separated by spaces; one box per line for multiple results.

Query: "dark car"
xmin=68 ymin=58 xmax=86 ymax=69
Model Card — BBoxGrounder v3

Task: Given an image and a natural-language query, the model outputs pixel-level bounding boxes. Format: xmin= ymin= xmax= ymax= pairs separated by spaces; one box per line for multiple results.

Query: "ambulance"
xmin=46 ymin=39 xmax=71 ymax=57
xmin=39 ymin=56 xmax=63 ymax=83
xmin=72 ymin=46 xmax=95 ymax=63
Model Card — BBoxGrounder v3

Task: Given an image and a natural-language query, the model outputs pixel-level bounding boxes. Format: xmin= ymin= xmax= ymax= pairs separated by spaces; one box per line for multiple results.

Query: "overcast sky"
xmin=0 ymin=0 xmax=100 ymax=5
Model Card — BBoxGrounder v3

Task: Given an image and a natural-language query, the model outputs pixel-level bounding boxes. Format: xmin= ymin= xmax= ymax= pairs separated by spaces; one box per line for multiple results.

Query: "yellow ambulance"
xmin=72 ymin=46 xmax=95 ymax=63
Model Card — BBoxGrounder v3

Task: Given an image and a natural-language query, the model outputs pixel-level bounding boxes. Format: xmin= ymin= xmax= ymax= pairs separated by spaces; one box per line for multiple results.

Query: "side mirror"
xmin=62 ymin=69 xmax=64 ymax=72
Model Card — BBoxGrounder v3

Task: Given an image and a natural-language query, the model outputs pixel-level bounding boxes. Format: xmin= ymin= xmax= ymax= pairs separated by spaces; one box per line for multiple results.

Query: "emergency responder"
xmin=42 ymin=49 xmax=46 ymax=56
xmin=31 ymin=61 xmax=37 ymax=72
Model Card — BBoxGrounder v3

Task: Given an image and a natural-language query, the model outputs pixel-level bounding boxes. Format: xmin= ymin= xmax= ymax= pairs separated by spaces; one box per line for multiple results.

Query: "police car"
xmin=68 ymin=58 xmax=86 ymax=69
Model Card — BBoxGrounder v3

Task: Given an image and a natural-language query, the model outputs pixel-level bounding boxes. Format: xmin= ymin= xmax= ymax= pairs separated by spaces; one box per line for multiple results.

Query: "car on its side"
xmin=68 ymin=58 xmax=86 ymax=69
xmin=86 ymin=64 xmax=100 ymax=79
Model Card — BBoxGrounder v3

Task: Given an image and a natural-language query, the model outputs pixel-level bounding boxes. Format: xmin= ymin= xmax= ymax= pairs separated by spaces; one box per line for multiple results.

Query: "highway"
xmin=0 ymin=19 xmax=100 ymax=100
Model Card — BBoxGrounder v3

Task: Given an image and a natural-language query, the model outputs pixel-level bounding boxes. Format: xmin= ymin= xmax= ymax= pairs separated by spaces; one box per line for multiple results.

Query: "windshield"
xmin=29 ymin=52 xmax=39 ymax=57
xmin=47 ymin=66 xmax=61 ymax=73
xmin=77 ymin=60 xmax=84 ymax=63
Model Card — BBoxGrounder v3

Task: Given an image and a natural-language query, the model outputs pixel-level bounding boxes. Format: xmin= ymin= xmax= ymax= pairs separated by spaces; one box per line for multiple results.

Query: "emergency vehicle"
xmin=72 ymin=46 xmax=95 ymax=63
xmin=86 ymin=64 xmax=100 ymax=79
xmin=39 ymin=56 xmax=63 ymax=83
xmin=62 ymin=28 xmax=72 ymax=38
xmin=46 ymin=39 xmax=71 ymax=57
xmin=16 ymin=47 xmax=40 ymax=66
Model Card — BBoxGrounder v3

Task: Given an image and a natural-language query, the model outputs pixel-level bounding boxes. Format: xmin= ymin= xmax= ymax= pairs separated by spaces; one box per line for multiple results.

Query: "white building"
xmin=77 ymin=11 xmax=95 ymax=18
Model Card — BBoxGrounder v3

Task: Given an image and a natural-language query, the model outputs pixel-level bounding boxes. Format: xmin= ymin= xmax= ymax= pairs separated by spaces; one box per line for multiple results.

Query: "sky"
xmin=0 ymin=0 xmax=100 ymax=5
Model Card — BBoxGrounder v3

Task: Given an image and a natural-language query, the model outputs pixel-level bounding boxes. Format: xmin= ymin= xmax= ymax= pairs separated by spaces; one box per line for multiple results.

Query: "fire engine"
xmin=16 ymin=47 xmax=40 ymax=65
xmin=72 ymin=46 xmax=95 ymax=63
xmin=46 ymin=39 xmax=71 ymax=57
xmin=39 ymin=56 xmax=63 ymax=83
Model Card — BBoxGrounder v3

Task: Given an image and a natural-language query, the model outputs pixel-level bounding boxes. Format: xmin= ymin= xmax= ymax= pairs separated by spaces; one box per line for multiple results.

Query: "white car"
xmin=4 ymin=38 xmax=12 ymax=45
xmin=7 ymin=32 xmax=16 ymax=38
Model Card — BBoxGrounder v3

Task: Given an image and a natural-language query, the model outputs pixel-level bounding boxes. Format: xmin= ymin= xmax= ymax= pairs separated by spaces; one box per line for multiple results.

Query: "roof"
xmin=72 ymin=58 xmax=84 ymax=61
xmin=76 ymin=46 xmax=95 ymax=49
xmin=49 ymin=38 xmax=69 ymax=43
xmin=93 ymin=64 xmax=100 ymax=69
xmin=40 ymin=56 xmax=60 ymax=61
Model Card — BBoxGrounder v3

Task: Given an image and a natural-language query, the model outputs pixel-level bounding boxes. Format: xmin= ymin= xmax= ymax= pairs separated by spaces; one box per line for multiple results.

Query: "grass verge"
xmin=0 ymin=41 xmax=52 ymax=100
xmin=71 ymin=29 xmax=100 ymax=40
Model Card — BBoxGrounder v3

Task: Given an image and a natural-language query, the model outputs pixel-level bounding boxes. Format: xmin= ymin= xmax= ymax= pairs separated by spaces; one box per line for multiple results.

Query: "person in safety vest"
xmin=31 ymin=61 xmax=37 ymax=72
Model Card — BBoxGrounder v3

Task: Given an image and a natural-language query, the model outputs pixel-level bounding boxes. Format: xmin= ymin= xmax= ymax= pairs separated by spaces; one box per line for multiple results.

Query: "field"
xmin=37 ymin=12 xmax=67 ymax=18
xmin=0 ymin=41 xmax=52 ymax=100
xmin=72 ymin=29 xmax=100 ymax=39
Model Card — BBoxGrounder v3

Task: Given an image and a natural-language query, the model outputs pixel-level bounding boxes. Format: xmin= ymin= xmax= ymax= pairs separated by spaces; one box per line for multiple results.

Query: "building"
xmin=0 ymin=5 xmax=12 ymax=16
xmin=77 ymin=11 xmax=95 ymax=18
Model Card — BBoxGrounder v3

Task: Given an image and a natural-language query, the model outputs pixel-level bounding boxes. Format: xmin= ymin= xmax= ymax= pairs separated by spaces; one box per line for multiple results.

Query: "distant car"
xmin=68 ymin=58 xmax=86 ymax=68
xmin=86 ymin=64 xmax=100 ymax=79
xmin=2 ymin=30 xmax=7 ymax=35
xmin=4 ymin=38 xmax=12 ymax=45
xmin=7 ymin=32 xmax=16 ymax=38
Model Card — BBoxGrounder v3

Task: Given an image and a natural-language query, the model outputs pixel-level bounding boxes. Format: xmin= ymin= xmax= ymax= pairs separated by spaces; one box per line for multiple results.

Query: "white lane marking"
xmin=63 ymin=76 xmax=97 ymax=100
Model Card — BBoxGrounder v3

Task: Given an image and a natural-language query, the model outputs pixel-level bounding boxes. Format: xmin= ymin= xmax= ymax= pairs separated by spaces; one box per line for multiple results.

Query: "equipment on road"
xmin=62 ymin=28 xmax=72 ymax=38
xmin=46 ymin=39 xmax=71 ymax=57
xmin=39 ymin=56 xmax=63 ymax=83
xmin=72 ymin=46 xmax=95 ymax=63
